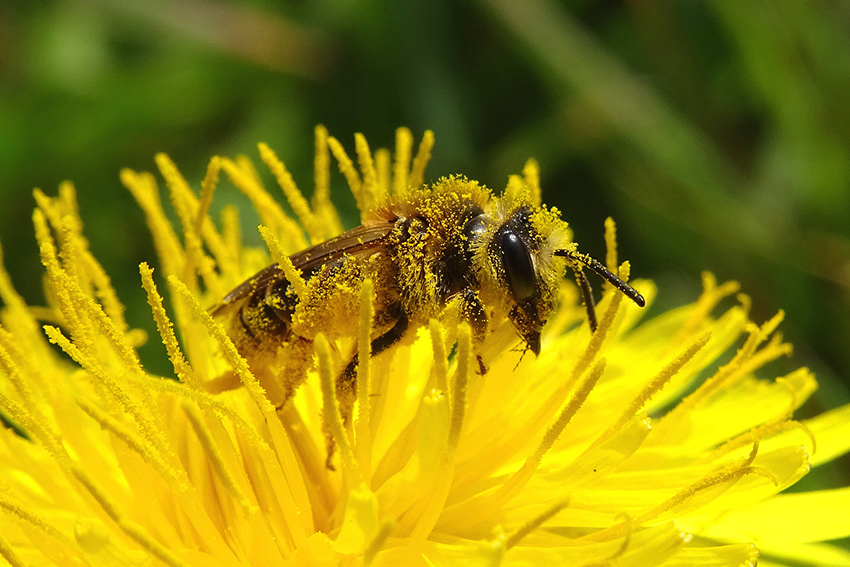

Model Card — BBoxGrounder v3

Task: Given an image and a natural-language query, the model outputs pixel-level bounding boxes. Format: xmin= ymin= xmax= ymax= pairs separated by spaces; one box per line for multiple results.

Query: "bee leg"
xmin=457 ymin=289 xmax=488 ymax=375
xmin=325 ymin=310 xmax=410 ymax=469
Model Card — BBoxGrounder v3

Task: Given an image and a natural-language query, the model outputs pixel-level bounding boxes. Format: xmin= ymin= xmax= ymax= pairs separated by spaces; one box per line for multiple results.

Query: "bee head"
xmin=490 ymin=206 xmax=555 ymax=356
xmin=483 ymin=204 xmax=646 ymax=355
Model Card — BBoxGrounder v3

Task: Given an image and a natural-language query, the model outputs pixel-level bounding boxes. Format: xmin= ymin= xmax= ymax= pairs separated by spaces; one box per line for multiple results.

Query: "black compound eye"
xmin=463 ymin=213 xmax=488 ymax=241
xmin=501 ymin=230 xmax=535 ymax=302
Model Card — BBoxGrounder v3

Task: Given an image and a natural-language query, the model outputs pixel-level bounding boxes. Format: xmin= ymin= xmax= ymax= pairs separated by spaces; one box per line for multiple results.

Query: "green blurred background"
xmin=2 ymin=0 xmax=850 ymax=500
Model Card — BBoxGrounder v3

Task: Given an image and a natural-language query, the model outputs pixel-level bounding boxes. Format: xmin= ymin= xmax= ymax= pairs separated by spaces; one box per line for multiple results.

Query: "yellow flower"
xmin=1 ymin=127 xmax=849 ymax=567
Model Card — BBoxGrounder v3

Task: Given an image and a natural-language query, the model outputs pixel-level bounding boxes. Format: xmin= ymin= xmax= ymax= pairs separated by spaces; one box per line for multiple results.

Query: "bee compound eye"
xmin=500 ymin=230 xmax=535 ymax=302
xmin=463 ymin=213 xmax=488 ymax=241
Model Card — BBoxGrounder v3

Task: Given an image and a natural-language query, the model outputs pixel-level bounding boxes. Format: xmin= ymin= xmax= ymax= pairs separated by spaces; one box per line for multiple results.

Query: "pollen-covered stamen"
xmin=168 ymin=275 xmax=275 ymax=414
xmin=633 ymin=441 xmax=779 ymax=526
xmin=258 ymin=224 xmax=308 ymax=300
xmin=562 ymin=268 xmax=627 ymax=394
xmin=259 ymin=142 xmax=324 ymax=245
xmin=604 ymin=217 xmax=618 ymax=278
xmin=220 ymin=158 xmax=308 ymax=252
xmin=668 ymin=312 xmax=792 ymax=420
xmin=316 ymin=333 xmax=361 ymax=485
xmin=183 ymin=403 xmax=256 ymax=515
xmin=429 ymin=319 xmax=450 ymax=393
xmin=448 ymin=322 xmax=472 ymax=453
xmin=402 ymin=323 xmax=472 ymax=540
xmin=363 ymin=519 xmax=395 ymax=565
xmin=503 ymin=498 xmax=569 ymax=550
xmin=355 ymin=133 xmax=385 ymax=210
xmin=598 ymin=332 xmax=712 ymax=445
xmin=328 ymin=136 xmax=365 ymax=214
xmin=140 ymin=263 xmax=199 ymax=388
xmin=408 ymin=130 xmax=434 ymax=191
xmin=355 ymin=278 xmax=375 ymax=484
xmin=313 ymin=125 xmax=343 ymax=238
xmin=442 ymin=359 xmax=606 ymax=529
xmin=393 ymin=127 xmax=414 ymax=197
xmin=156 ymin=153 xmax=224 ymax=299
xmin=195 ymin=156 xmax=221 ymax=239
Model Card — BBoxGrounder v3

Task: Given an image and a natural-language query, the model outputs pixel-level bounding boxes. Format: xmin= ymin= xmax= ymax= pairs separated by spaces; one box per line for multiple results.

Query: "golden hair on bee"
xmin=212 ymin=148 xmax=644 ymax=467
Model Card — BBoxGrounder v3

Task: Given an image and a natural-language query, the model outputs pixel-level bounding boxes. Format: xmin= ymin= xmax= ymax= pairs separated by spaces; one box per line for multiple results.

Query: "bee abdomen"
xmin=236 ymin=279 xmax=299 ymax=344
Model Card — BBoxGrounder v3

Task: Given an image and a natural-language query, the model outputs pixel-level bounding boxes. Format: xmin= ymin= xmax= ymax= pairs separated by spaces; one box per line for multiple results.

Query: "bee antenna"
xmin=555 ymin=249 xmax=646 ymax=308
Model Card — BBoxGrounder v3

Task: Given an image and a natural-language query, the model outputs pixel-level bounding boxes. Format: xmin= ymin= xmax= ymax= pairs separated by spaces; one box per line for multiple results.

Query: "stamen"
xmin=710 ymin=420 xmax=815 ymax=461
xmin=68 ymin=464 xmax=193 ymax=567
xmin=604 ymin=333 xmax=711 ymax=440
xmin=312 ymin=127 xmax=342 ymax=239
xmin=0 ymin=531 xmax=35 ymax=567
xmin=356 ymin=279 xmax=375 ymax=483
xmin=635 ymin=442 xmax=778 ymax=526
xmin=564 ymin=278 xmax=623 ymax=393
xmin=58 ymin=180 xmax=79 ymax=217
xmin=190 ymin=157 xmax=239 ymax=284
xmin=429 ymin=319 xmax=449 ymax=393
xmin=669 ymin=274 xmax=741 ymax=349
xmin=313 ymin=125 xmax=331 ymax=212
xmin=220 ymin=204 xmax=242 ymax=268
xmin=0 ymin=342 xmax=54 ymax=448
xmin=220 ymin=158 xmax=307 ymax=252
xmin=78 ymin=240 xmax=130 ymax=335
xmin=477 ymin=360 xmax=605 ymax=517
xmin=258 ymin=225 xmax=307 ymax=300
xmin=522 ymin=158 xmax=541 ymax=207
xmin=0 ymin=327 xmax=48 ymax=403
xmin=48 ymin=238 xmax=143 ymax=372
xmin=604 ymin=217 xmax=618 ymax=280
xmin=168 ymin=276 xmax=274 ymax=414
xmin=234 ymin=154 xmax=263 ymax=185
xmin=448 ymin=323 xmax=472 ymax=453
xmin=375 ymin=148 xmax=391 ymax=195
xmin=392 ymin=127 xmax=414 ymax=197
xmin=327 ymin=136 xmax=365 ymax=214
xmin=74 ymin=396 xmax=187 ymax=494
xmin=504 ymin=498 xmax=569 ymax=550
xmin=408 ymin=130 xmax=434 ymax=191
xmin=140 ymin=263 xmax=199 ymax=388
xmin=121 ymin=168 xmax=185 ymax=278
xmin=363 ymin=519 xmax=395 ymax=565
xmin=259 ymin=142 xmax=324 ymax=245
xmin=0 ymin=492 xmax=74 ymax=552
xmin=195 ymin=156 xmax=221 ymax=239
xmin=156 ymin=153 xmax=223 ymax=298
xmin=672 ymin=313 xmax=792 ymax=417
xmin=183 ymin=403 xmax=255 ymax=515
xmin=355 ymin=133 xmax=386 ymax=210
xmin=43 ymin=325 xmax=170 ymax=460
xmin=315 ymin=333 xmax=361 ymax=484
xmin=504 ymin=174 xmax=526 ymax=205
xmin=34 ymin=209 xmax=94 ymax=356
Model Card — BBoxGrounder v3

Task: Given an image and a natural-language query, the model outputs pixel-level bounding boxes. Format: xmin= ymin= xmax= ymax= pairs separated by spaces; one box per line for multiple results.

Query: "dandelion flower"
xmin=1 ymin=127 xmax=850 ymax=567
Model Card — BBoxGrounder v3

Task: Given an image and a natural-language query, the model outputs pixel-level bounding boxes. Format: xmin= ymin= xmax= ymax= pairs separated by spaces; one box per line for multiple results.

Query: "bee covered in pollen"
xmin=212 ymin=143 xmax=645 ymax=432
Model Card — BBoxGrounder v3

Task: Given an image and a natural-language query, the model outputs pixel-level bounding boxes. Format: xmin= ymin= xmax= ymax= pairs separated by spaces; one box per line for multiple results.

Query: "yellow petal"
xmin=701 ymin=486 xmax=850 ymax=544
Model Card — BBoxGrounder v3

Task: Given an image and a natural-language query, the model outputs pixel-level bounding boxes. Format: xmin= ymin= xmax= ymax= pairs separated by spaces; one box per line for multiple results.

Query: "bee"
xmin=212 ymin=175 xmax=645 ymax=423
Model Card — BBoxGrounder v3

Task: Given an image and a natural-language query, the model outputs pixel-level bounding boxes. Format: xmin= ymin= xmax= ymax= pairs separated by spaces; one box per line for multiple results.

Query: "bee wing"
xmin=212 ymin=221 xmax=398 ymax=314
